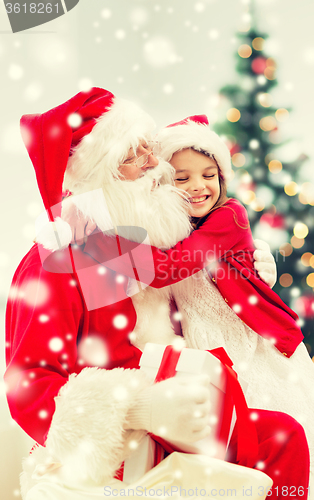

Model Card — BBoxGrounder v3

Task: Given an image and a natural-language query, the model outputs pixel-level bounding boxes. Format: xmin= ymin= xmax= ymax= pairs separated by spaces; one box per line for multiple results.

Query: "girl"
xmin=155 ymin=114 xmax=314 ymax=486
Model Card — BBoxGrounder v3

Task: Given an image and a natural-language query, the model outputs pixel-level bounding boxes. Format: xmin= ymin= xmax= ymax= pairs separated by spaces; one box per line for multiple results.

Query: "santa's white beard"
xmin=71 ymin=159 xmax=192 ymax=350
xmin=73 ymin=159 xmax=193 ymax=249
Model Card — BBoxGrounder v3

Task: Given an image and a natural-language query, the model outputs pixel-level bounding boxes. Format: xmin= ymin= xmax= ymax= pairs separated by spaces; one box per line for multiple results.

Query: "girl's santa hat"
xmin=156 ymin=115 xmax=233 ymax=184
xmin=20 ymin=87 xmax=156 ymax=223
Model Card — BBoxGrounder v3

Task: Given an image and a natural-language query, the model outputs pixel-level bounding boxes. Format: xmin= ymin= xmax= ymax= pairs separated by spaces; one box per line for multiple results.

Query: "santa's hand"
xmin=125 ymin=375 xmax=212 ymax=443
xmin=61 ymin=197 xmax=97 ymax=245
xmin=253 ymin=239 xmax=277 ymax=288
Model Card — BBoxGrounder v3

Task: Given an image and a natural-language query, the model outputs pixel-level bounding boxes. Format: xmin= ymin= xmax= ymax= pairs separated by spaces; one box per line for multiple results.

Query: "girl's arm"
xmin=83 ymin=199 xmax=251 ymax=289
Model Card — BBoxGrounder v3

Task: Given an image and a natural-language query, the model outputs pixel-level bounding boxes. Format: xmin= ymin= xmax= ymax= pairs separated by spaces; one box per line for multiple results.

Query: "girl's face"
xmin=171 ymin=148 xmax=220 ymax=218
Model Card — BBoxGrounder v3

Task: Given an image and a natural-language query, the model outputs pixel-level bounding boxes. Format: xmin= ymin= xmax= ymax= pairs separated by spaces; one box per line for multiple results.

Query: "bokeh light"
xmin=301 ymin=253 xmax=313 ymax=266
xmin=257 ymin=93 xmax=273 ymax=107
xmin=279 ymin=243 xmax=293 ymax=257
xmin=252 ymin=37 xmax=265 ymax=51
xmin=268 ymin=160 xmax=282 ymax=173
xmin=279 ymin=273 xmax=293 ymax=287
xmin=241 ymin=190 xmax=256 ymax=204
xmin=232 ymin=152 xmax=246 ymax=167
xmin=275 ymin=108 xmax=289 ymax=122
xmin=238 ymin=44 xmax=252 ymax=58
xmin=294 ymin=222 xmax=309 ymax=239
xmin=284 ymin=181 xmax=298 ymax=196
xmin=306 ymin=273 xmax=314 ymax=287
xmin=291 ymin=236 xmax=305 ymax=249
xmin=259 ymin=116 xmax=276 ymax=131
xmin=227 ymin=108 xmax=241 ymax=122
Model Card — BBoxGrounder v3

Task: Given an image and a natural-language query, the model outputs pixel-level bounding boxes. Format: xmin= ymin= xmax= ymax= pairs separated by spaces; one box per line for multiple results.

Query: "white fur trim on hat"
xmin=156 ymin=120 xmax=233 ymax=184
xmin=63 ymin=97 xmax=156 ymax=195
xmin=36 ymin=217 xmax=72 ymax=251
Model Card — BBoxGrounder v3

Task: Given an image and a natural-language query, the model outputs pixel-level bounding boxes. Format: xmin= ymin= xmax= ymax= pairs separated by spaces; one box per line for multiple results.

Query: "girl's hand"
xmin=253 ymin=239 xmax=277 ymax=288
xmin=61 ymin=197 xmax=97 ymax=246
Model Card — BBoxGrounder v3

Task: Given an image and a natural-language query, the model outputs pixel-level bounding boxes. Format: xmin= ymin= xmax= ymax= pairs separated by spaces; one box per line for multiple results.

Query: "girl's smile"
xmin=170 ymin=148 xmax=220 ymax=218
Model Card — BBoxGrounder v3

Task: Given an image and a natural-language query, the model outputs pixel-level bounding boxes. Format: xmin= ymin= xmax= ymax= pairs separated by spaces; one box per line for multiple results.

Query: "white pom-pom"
xmin=36 ymin=217 xmax=72 ymax=251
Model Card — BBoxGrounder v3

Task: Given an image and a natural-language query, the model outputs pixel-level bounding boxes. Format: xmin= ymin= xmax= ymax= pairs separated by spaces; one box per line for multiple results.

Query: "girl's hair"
xmin=189 ymin=148 xmax=249 ymax=231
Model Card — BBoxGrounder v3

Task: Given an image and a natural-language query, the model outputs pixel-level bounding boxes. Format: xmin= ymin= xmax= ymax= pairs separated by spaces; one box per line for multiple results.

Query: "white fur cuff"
xmin=21 ymin=367 xmax=150 ymax=496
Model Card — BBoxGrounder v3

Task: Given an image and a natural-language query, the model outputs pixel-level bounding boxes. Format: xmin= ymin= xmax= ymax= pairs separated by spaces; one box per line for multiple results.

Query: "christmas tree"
xmin=213 ymin=15 xmax=314 ymax=356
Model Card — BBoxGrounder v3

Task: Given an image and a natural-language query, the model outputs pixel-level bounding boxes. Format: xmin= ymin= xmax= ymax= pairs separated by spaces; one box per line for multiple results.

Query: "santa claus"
xmin=4 ymin=88 xmax=309 ymax=499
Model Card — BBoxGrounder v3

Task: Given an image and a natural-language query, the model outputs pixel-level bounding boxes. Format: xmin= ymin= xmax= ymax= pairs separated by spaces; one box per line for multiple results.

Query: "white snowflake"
xmin=113 ymin=314 xmax=128 ymax=329
xmin=249 ymin=139 xmax=259 ymax=150
xmin=67 ymin=113 xmax=83 ymax=128
xmin=0 ymin=253 xmax=10 ymax=267
xmin=172 ymin=337 xmax=185 ymax=352
xmin=174 ymin=469 xmax=183 ymax=479
xmin=24 ymin=83 xmax=43 ymax=101
xmin=248 ymin=295 xmax=258 ymax=305
xmin=156 ymin=425 xmax=167 ymax=436
xmin=173 ymin=311 xmax=182 ymax=321
xmin=208 ymin=29 xmax=219 ymax=40
xmin=101 ymin=8 xmax=111 ymax=19
xmin=23 ymin=280 xmax=50 ymax=307
xmin=209 ymin=415 xmax=218 ymax=425
xmin=129 ymin=440 xmax=139 ymax=450
xmin=232 ymin=304 xmax=242 ymax=313
xmin=113 ymin=386 xmax=128 ymax=401
xmin=39 ymin=314 xmax=49 ymax=323
xmin=78 ymin=78 xmax=93 ymax=92
xmin=130 ymin=7 xmax=148 ymax=26
xmin=8 ymin=63 xmax=24 ymax=80
xmin=38 ymin=410 xmax=48 ymax=419
xmin=78 ymin=336 xmax=109 ymax=367
xmin=115 ymin=30 xmax=126 ymax=40
xmin=163 ymin=83 xmax=174 ymax=94
xmin=195 ymin=2 xmax=205 ymax=13
xmin=143 ymin=36 xmax=179 ymax=69
xmin=303 ymin=47 xmax=314 ymax=66
xmin=49 ymin=337 xmax=64 ymax=352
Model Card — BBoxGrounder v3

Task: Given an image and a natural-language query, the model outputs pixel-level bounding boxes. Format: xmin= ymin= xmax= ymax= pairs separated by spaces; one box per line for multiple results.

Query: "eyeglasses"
xmin=121 ymin=141 xmax=161 ymax=169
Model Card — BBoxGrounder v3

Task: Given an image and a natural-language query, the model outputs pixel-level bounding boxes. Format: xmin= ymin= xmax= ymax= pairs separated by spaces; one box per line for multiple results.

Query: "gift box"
xmin=123 ymin=343 xmax=256 ymax=485
xmin=140 ymin=343 xmax=233 ymax=459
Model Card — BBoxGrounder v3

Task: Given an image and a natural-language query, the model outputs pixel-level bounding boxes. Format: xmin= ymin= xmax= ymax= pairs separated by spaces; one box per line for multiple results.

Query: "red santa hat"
xmin=156 ymin=115 xmax=233 ymax=184
xmin=20 ymin=87 xmax=156 ymax=222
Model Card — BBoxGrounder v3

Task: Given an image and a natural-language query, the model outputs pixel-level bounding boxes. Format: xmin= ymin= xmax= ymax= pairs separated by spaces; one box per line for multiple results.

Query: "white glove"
xmin=61 ymin=196 xmax=96 ymax=246
xmin=125 ymin=375 xmax=212 ymax=444
xmin=253 ymin=239 xmax=277 ymax=288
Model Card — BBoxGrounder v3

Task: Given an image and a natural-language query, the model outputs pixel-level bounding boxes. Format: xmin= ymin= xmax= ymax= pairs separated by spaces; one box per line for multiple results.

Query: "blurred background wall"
xmin=1 ymin=0 xmax=314 ymax=497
